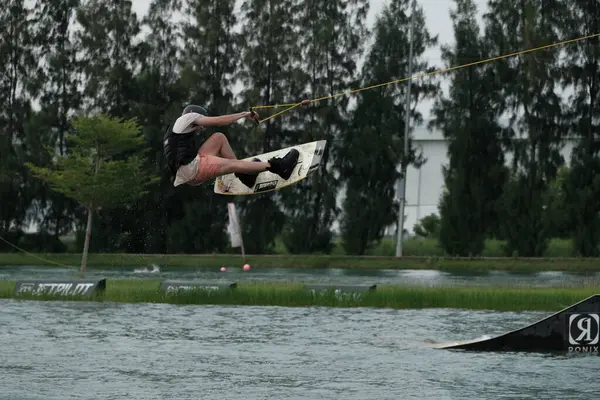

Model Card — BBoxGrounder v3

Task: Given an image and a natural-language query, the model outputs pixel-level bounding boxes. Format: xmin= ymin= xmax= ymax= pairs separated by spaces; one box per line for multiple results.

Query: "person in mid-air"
xmin=163 ymin=105 xmax=300 ymax=189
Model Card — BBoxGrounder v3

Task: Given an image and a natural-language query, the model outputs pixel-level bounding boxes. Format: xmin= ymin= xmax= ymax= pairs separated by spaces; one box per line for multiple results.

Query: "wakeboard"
xmin=214 ymin=140 xmax=327 ymax=195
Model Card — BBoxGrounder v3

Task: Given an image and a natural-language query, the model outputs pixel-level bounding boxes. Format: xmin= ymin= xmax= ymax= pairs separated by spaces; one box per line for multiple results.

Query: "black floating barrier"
xmin=14 ymin=278 xmax=107 ymax=298
xmin=159 ymin=280 xmax=238 ymax=294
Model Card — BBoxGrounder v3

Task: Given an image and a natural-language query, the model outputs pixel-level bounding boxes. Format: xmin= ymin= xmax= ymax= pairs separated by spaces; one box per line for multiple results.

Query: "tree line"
xmin=1 ymin=0 xmax=599 ymax=257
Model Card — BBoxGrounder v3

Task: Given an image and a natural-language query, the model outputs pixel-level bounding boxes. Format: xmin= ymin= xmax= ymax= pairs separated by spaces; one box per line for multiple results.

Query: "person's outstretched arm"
xmin=195 ymin=111 xmax=258 ymax=127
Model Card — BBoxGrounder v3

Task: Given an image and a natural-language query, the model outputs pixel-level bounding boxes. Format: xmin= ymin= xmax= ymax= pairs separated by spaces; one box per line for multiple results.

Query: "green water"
xmin=2 ymin=265 xmax=600 ymax=287
xmin=0 ymin=299 xmax=597 ymax=399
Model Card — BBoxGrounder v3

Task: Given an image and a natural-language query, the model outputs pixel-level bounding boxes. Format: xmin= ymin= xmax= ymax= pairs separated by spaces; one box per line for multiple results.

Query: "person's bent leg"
xmin=188 ymin=147 xmax=300 ymax=188
xmin=198 ymin=132 xmax=236 ymax=159
xmin=220 ymin=158 xmax=269 ymax=175
xmin=189 ymin=154 xmax=267 ymax=187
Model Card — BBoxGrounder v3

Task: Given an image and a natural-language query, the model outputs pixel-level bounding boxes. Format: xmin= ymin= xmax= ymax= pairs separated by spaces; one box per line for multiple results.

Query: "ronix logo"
xmin=18 ymin=282 xmax=95 ymax=296
xmin=567 ymin=313 xmax=600 ymax=353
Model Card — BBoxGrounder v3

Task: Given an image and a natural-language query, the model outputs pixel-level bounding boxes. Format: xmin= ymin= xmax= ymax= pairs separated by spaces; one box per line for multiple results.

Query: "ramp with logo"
xmin=436 ymin=294 xmax=600 ymax=353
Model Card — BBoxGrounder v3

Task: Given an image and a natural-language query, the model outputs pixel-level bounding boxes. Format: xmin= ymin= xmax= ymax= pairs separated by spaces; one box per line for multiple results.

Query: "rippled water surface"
xmin=2 ymin=265 xmax=600 ymax=287
xmin=1 ymin=299 xmax=598 ymax=400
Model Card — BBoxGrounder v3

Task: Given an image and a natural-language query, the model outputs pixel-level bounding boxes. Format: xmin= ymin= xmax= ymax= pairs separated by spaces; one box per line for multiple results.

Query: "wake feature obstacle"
xmin=437 ymin=294 xmax=600 ymax=354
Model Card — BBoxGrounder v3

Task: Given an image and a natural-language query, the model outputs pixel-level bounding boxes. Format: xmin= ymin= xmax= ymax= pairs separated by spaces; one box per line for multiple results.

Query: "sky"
xmin=130 ymin=0 xmax=488 ymax=119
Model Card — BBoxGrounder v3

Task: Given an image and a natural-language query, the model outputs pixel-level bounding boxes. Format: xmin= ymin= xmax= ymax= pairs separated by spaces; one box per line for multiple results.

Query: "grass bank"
xmin=1 ymin=280 xmax=598 ymax=312
xmin=2 ymin=251 xmax=600 ymax=272
xmin=340 ymin=237 xmax=577 ymax=258
xmin=2 ymin=236 xmax=598 ymax=272
xmin=3 ymin=235 xmax=582 ymax=258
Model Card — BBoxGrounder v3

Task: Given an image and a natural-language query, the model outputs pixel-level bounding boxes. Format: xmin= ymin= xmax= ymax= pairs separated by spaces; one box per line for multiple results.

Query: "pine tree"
xmin=125 ymin=0 xmax=187 ymax=253
xmin=484 ymin=0 xmax=566 ymax=256
xmin=338 ymin=0 xmax=438 ymax=255
xmin=163 ymin=0 xmax=241 ymax=253
xmin=0 ymin=0 xmax=37 ymax=240
xmin=180 ymin=0 xmax=239 ymax=114
xmin=560 ymin=1 xmax=600 ymax=256
xmin=75 ymin=0 xmax=142 ymax=117
xmin=26 ymin=0 xmax=82 ymax=240
xmin=74 ymin=0 xmax=147 ymax=251
xmin=280 ymin=0 xmax=370 ymax=254
xmin=234 ymin=0 xmax=305 ymax=253
xmin=431 ymin=0 xmax=507 ymax=256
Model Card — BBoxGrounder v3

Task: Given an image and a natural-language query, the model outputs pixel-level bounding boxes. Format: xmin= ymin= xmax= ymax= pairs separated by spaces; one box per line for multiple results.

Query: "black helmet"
xmin=182 ymin=104 xmax=208 ymax=115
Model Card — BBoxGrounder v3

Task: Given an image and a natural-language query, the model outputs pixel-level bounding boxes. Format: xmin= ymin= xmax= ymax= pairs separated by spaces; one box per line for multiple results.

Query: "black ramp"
xmin=439 ymin=294 xmax=600 ymax=353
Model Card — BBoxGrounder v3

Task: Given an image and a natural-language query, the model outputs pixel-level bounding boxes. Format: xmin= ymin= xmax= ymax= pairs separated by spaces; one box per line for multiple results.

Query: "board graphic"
xmin=214 ymin=140 xmax=327 ymax=195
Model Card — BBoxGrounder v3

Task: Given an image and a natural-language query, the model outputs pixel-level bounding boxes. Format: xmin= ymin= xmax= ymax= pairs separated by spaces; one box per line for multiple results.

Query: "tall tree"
xmin=26 ymin=0 xmax=82 ymax=239
xmin=74 ymin=0 xmax=145 ymax=251
xmin=0 ymin=0 xmax=37 ymax=240
xmin=180 ymin=0 xmax=238 ymax=113
xmin=75 ymin=0 xmax=142 ymax=117
xmin=234 ymin=0 xmax=305 ymax=253
xmin=165 ymin=0 xmax=241 ymax=253
xmin=430 ymin=0 xmax=507 ymax=256
xmin=484 ymin=0 xmax=566 ymax=256
xmin=560 ymin=1 xmax=600 ymax=256
xmin=280 ymin=0 xmax=370 ymax=254
xmin=124 ymin=0 xmax=187 ymax=253
xmin=337 ymin=0 xmax=438 ymax=255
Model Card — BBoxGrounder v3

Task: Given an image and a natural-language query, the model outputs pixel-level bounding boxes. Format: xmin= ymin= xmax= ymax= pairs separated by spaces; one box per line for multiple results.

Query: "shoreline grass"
xmin=2 ymin=252 xmax=600 ymax=272
xmin=1 ymin=279 xmax=598 ymax=312
xmin=16 ymin=236 xmax=581 ymax=258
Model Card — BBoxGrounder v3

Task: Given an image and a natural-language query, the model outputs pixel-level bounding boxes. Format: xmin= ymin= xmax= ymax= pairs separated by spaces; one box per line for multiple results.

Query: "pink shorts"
xmin=190 ymin=152 xmax=223 ymax=184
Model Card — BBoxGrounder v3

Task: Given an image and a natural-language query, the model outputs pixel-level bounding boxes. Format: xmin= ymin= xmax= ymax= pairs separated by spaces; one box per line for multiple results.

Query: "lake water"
xmin=2 ymin=265 xmax=599 ymax=399
xmin=1 ymin=265 xmax=600 ymax=288
xmin=1 ymin=299 xmax=597 ymax=400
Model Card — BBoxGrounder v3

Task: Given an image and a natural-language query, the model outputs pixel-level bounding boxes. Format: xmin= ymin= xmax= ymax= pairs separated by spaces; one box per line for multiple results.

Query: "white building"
xmin=333 ymin=120 xmax=580 ymax=235
xmin=401 ymin=122 xmax=580 ymax=234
